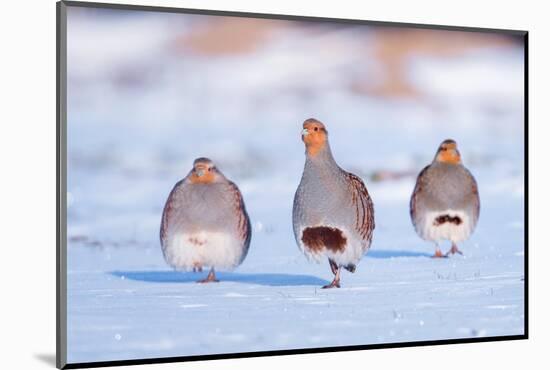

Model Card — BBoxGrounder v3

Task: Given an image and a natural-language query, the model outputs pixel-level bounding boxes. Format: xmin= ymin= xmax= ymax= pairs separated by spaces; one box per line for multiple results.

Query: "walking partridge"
xmin=410 ymin=139 xmax=480 ymax=257
xmin=160 ymin=158 xmax=251 ymax=282
xmin=293 ymin=118 xmax=375 ymax=288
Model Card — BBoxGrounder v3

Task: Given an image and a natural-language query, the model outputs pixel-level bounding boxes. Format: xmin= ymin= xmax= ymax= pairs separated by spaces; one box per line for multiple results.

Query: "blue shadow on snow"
xmin=110 ymin=270 xmax=330 ymax=287
xmin=367 ymin=249 xmax=432 ymax=259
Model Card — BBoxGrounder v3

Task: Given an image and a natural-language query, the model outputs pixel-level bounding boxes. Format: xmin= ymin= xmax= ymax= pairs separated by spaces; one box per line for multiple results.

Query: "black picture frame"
xmin=56 ymin=1 xmax=528 ymax=368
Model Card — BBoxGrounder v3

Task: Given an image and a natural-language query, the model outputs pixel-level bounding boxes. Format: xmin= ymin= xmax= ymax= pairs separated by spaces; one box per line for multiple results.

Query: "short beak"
xmin=301 ymin=128 xmax=309 ymax=136
xmin=196 ymin=169 xmax=205 ymax=177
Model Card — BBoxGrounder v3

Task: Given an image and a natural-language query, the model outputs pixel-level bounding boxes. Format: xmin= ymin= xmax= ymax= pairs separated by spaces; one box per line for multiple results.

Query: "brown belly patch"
xmin=433 ymin=215 xmax=462 ymax=226
xmin=301 ymin=226 xmax=347 ymax=253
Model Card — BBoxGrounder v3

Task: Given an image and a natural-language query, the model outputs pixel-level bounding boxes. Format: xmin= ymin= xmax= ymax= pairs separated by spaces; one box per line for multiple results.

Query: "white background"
xmin=0 ymin=0 xmax=546 ymax=369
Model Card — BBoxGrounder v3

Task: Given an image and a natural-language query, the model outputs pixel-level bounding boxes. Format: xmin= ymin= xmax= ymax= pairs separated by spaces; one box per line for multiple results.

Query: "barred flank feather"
xmin=409 ymin=165 xmax=430 ymax=227
xmin=346 ymin=172 xmax=375 ymax=248
xmin=160 ymin=180 xmax=184 ymax=247
xmin=228 ymin=181 xmax=252 ymax=263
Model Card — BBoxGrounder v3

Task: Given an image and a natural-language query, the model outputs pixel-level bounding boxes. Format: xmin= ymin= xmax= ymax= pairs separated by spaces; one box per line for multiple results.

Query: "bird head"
xmin=189 ymin=157 xmax=220 ymax=184
xmin=435 ymin=139 xmax=462 ymax=165
xmin=301 ymin=118 xmax=328 ymax=157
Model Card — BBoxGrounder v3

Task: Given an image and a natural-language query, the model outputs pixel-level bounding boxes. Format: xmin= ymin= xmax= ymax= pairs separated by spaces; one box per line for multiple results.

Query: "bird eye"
xmin=208 ymin=167 xmax=212 ymax=172
xmin=314 ymin=127 xmax=319 ymax=131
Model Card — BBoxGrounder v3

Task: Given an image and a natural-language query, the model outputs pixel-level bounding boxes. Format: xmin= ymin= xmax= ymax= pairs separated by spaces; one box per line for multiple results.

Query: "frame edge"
xmin=61 ymin=0 xmax=527 ymax=35
xmin=57 ymin=1 xmax=68 ymax=369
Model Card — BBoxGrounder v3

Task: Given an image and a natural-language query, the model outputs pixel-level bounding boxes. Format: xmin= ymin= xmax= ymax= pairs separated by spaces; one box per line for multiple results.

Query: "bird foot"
xmin=197 ymin=277 xmax=219 ymax=283
xmin=445 ymin=244 xmax=463 ymax=256
xmin=196 ymin=270 xmax=219 ymax=283
xmin=322 ymin=280 xmax=341 ymax=289
xmin=431 ymin=249 xmax=447 ymax=258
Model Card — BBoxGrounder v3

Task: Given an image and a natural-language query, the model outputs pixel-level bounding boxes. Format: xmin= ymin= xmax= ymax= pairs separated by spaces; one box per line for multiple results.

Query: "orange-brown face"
xmin=435 ymin=140 xmax=462 ymax=164
xmin=189 ymin=158 xmax=218 ymax=184
xmin=301 ymin=118 xmax=328 ymax=157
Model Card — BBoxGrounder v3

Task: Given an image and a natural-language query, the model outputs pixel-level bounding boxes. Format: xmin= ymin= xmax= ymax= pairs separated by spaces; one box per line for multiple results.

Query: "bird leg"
xmin=323 ymin=265 xmax=341 ymax=289
xmin=197 ymin=268 xmax=219 ymax=283
xmin=432 ymin=243 xmax=447 ymax=258
xmin=328 ymin=259 xmax=338 ymax=275
xmin=445 ymin=242 xmax=463 ymax=256
xmin=192 ymin=264 xmax=203 ymax=273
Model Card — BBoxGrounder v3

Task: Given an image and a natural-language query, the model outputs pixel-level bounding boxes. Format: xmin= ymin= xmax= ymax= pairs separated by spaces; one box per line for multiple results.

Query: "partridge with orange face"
xmin=293 ymin=118 xmax=375 ymax=288
xmin=160 ymin=158 xmax=251 ymax=282
xmin=410 ymin=140 xmax=480 ymax=257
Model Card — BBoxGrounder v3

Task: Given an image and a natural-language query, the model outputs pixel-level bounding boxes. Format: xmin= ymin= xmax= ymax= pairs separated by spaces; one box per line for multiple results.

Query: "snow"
xmin=65 ymin=7 xmax=525 ymax=364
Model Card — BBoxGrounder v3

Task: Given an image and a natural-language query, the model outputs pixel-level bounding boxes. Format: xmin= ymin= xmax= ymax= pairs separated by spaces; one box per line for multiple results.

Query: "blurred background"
xmin=66 ymin=7 xmax=524 ymax=258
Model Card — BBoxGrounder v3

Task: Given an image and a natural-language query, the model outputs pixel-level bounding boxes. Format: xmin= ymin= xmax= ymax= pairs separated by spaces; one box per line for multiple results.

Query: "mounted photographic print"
xmin=57 ymin=1 xmax=528 ymax=368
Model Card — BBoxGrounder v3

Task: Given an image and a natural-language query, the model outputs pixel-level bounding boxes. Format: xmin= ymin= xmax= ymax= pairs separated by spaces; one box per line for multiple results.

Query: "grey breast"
xmin=161 ymin=180 xmax=249 ymax=248
xmin=293 ymin=156 xmax=364 ymax=245
xmin=412 ymin=162 xmax=480 ymax=221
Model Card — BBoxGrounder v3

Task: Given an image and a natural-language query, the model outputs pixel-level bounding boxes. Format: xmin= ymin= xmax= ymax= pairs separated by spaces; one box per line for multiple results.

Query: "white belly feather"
xmin=163 ymin=231 xmax=243 ymax=271
xmin=419 ymin=209 xmax=475 ymax=243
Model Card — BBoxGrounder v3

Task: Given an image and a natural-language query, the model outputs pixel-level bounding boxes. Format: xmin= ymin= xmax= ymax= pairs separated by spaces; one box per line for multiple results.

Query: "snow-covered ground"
xmin=66 ymin=8 xmax=525 ymax=364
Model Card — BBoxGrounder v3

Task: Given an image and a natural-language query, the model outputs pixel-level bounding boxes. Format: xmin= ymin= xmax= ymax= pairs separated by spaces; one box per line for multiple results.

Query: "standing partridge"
xmin=410 ymin=139 xmax=480 ymax=257
xmin=293 ymin=118 xmax=375 ymax=288
xmin=160 ymin=158 xmax=251 ymax=282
